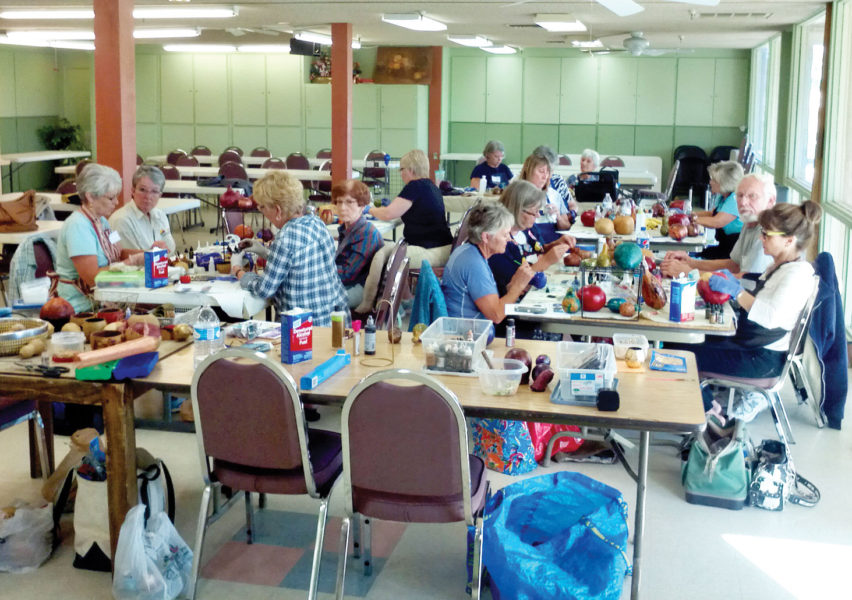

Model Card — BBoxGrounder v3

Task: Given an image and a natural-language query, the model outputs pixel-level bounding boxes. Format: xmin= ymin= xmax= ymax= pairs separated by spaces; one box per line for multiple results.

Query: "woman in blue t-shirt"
xmin=695 ymin=160 xmax=745 ymax=259
xmin=470 ymin=140 xmax=513 ymax=190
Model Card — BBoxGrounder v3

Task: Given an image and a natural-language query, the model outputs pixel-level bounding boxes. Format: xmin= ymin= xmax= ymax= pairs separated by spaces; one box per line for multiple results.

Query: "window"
xmin=790 ymin=13 xmax=826 ymax=186
xmin=748 ymin=37 xmax=780 ymax=169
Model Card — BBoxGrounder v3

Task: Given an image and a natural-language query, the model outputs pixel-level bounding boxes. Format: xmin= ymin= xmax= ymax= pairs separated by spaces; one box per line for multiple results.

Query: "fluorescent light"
xmin=0 ymin=9 xmax=94 ymax=20
xmin=296 ymin=31 xmax=332 ymax=45
xmin=134 ymin=7 xmax=238 ymax=19
xmin=382 ymin=13 xmax=446 ymax=32
xmin=572 ymin=39 xmax=604 ymax=49
xmin=534 ymin=14 xmax=587 ymax=33
xmin=237 ymin=45 xmax=290 ymax=53
xmin=49 ymin=41 xmax=95 ymax=51
xmin=163 ymin=44 xmax=236 ymax=53
xmin=447 ymin=35 xmax=491 ymax=47
xmin=482 ymin=45 xmax=516 ymax=55
xmin=6 ymin=30 xmax=94 ymax=41
xmin=134 ymin=28 xmax=200 ymax=39
xmin=351 ymin=39 xmax=361 ymax=50
xmin=0 ymin=35 xmax=93 ymax=50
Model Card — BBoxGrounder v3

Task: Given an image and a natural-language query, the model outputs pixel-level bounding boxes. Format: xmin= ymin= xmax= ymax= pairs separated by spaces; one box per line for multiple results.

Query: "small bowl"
xmin=71 ymin=312 xmax=96 ymax=328
xmin=477 ymin=358 xmax=527 ymax=396
xmin=91 ymin=330 xmax=123 ymax=350
xmin=216 ymin=260 xmax=231 ymax=274
xmin=97 ymin=308 xmax=124 ymax=323
xmin=82 ymin=317 xmax=106 ymax=343
xmin=51 ymin=331 xmax=85 ymax=360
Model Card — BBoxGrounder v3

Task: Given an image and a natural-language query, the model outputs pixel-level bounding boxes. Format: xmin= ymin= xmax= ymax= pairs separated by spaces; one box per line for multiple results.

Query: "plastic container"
xmin=193 ymin=305 xmax=224 ymax=368
xmin=477 ymin=358 xmax=527 ymax=396
xmin=50 ymin=331 xmax=85 ymax=360
xmin=556 ymin=342 xmax=616 ymax=401
xmin=19 ymin=277 xmax=50 ymax=304
xmin=421 ymin=317 xmax=492 ymax=375
xmin=612 ymin=333 xmax=649 ymax=360
xmin=94 ymin=270 xmax=144 ymax=288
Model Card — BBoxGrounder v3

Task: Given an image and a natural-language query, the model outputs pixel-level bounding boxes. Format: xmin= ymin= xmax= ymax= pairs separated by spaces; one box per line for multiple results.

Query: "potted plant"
xmin=37 ymin=118 xmax=84 ymax=152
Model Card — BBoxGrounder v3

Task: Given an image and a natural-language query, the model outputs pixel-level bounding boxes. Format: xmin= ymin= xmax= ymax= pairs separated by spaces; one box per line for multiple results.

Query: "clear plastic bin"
xmin=421 ymin=317 xmax=492 ymax=375
xmin=556 ymin=342 xmax=616 ymax=401
xmin=612 ymin=333 xmax=649 ymax=360
xmin=477 ymin=358 xmax=527 ymax=396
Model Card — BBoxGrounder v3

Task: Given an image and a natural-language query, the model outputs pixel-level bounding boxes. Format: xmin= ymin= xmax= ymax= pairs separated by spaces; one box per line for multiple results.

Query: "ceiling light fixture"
xmin=48 ymin=40 xmax=95 ymax=50
xmin=482 ymin=45 xmax=517 ymax=55
xmin=572 ymin=40 xmax=604 ymax=48
xmin=446 ymin=35 xmax=491 ymax=47
xmin=295 ymin=31 xmax=332 ymax=45
xmin=6 ymin=29 xmax=94 ymax=41
xmin=163 ymin=44 xmax=236 ymax=53
xmin=134 ymin=28 xmax=200 ymax=39
xmin=0 ymin=7 xmax=239 ymax=20
xmin=0 ymin=9 xmax=93 ymax=20
xmin=534 ymin=14 xmax=586 ymax=33
xmin=382 ymin=13 xmax=446 ymax=32
xmin=237 ymin=44 xmax=290 ymax=53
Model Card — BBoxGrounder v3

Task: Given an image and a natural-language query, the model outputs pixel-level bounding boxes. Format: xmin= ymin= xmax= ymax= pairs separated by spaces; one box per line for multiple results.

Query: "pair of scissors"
xmin=16 ymin=361 xmax=70 ymax=378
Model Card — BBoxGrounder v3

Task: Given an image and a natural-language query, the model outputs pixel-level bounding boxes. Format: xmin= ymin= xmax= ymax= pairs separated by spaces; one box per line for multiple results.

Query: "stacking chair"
xmin=638 ymin=160 xmax=679 ymax=204
xmin=408 ymin=206 xmax=473 ymax=290
xmin=56 ymin=178 xmax=77 ymax=196
xmin=218 ymin=150 xmax=243 ymax=167
xmin=250 ymin=146 xmax=271 ymax=158
xmin=160 ymin=164 xmax=181 ymax=198
xmin=175 ymin=154 xmax=199 ymax=174
xmin=709 ymin=145 xmax=738 ymax=164
xmin=222 ymin=145 xmax=244 ymax=157
xmin=600 ymin=155 xmax=625 ymax=168
xmin=166 ymin=149 xmax=188 ymax=165
xmin=374 ymin=239 xmax=409 ymax=331
xmin=74 ymin=159 xmax=92 ymax=177
xmin=316 ymin=148 xmax=332 ymax=160
xmin=136 ymin=153 xmax=144 ymax=166
xmin=218 ymin=161 xmax=248 ymax=181
xmin=308 ymin=159 xmax=332 ymax=202
xmin=699 ymin=276 xmax=821 ymax=447
xmin=189 ymin=348 xmax=343 ymax=600
xmin=261 ymin=157 xmax=286 ymax=169
xmin=285 ymin=152 xmax=311 ymax=171
xmin=672 ymin=145 xmax=709 ymax=198
xmin=557 ymin=154 xmax=572 ymax=166
xmin=362 ymin=150 xmax=388 ymax=197
xmin=191 ymin=145 xmax=212 ymax=157
xmin=334 ymin=369 xmax=488 ymax=599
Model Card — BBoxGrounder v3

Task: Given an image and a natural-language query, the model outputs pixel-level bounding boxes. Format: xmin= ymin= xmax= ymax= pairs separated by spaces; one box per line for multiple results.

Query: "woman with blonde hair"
xmin=519 ymin=152 xmax=574 ymax=237
xmin=357 ymin=148 xmax=453 ymax=313
xmin=232 ymin=170 xmax=347 ymax=326
xmin=694 ymin=160 xmax=745 ymax=259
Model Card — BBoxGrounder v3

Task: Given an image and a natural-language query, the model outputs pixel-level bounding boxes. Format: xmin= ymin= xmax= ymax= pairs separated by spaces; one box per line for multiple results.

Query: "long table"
xmin=0 ymin=219 xmax=63 ymax=246
xmin=0 ymin=150 xmax=91 ymax=193
xmin=146 ymin=154 xmax=400 ymax=171
xmin=48 ymin=195 xmax=201 ymax=217
xmin=561 ymin=223 xmax=711 ymax=254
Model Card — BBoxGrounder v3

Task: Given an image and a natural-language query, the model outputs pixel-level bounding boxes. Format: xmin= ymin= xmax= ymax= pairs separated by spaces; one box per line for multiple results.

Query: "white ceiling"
xmin=0 ymin=1 xmax=829 ymax=53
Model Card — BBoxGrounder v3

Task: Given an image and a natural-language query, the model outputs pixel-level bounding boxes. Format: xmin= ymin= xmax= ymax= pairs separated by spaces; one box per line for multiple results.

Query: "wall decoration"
xmin=374 ymin=47 xmax=431 ymax=84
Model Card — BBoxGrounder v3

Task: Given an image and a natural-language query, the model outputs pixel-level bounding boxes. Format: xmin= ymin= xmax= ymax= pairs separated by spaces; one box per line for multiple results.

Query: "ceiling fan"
xmin=594 ymin=0 xmax=720 ymax=17
xmin=588 ymin=31 xmax=695 ymax=56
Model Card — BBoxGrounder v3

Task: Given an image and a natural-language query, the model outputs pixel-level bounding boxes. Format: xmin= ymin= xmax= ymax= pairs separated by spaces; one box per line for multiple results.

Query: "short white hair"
xmin=77 ymin=163 xmax=122 ymax=200
xmin=581 ymin=148 xmax=600 ymax=167
xmin=740 ymin=172 xmax=775 ymax=200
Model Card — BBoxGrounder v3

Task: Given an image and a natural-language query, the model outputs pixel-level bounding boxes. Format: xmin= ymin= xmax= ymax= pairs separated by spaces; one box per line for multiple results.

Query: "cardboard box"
xmin=144 ymin=248 xmax=168 ymax=288
xmin=669 ymin=277 xmax=696 ymax=322
xmin=281 ymin=308 xmax=312 ymax=364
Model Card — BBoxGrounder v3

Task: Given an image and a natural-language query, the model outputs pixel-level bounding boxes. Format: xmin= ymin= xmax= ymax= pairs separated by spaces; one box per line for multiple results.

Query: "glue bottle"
xmin=364 ymin=316 xmax=376 ymax=355
xmin=352 ymin=320 xmax=362 ymax=356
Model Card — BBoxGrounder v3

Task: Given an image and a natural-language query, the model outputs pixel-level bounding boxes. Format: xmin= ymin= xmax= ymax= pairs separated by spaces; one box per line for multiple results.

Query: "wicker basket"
xmin=0 ymin=318 xmax=51 ymax=356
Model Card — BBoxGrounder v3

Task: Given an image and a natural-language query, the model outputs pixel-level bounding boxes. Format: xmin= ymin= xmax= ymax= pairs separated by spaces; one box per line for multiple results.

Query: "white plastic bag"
xmin=112 ymin=505 xmax=192 ymax=600
xmin=0 ymin=503 xmax=54 ymax=573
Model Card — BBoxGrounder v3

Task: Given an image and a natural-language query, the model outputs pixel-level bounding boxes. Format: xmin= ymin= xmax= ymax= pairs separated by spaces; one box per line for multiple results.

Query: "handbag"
xmin=749 ymin=439 xmax=820 ymax=510
xmin=0 ymin=189 xmax=37 ymax=232
xmin=682 ymin=416 xmax=750 ymax=510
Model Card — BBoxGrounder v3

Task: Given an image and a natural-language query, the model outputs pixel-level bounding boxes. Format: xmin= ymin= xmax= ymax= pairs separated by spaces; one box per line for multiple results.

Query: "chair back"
xmin=557 ymin=154 xmax=572 ymax=166
xmin=250 ymin=146 xmax=271 ymax=158
xmin=161 ymin=164 xmax=180 ymax=180
xmin=314 ymin=160 xmax=332 ymax=194
xmin=261 ymin=157 xmax=286 ymax=169
xmin=452 ymin=207 xmax=474 ymax=251
xmin=32 ymin=241 xmax=54 ymax=279
xmin=136 ymin=154 xmax=144 ymax=166
xmin=600 ymin=156 xmax=625 ymax=168
xmin=362 ymin=150 xmax=387 ymax=180
xmin=175 ymin=155 xmax=199 ymax=167
xmin=191 ymin=348 xmax=317 ymax=493
xmin=375 ymin=239 xmax=409 ymax=330
xmin=223 ymin=209 xmax=245 ymax=236
xmin=166 ymin=149 xmax=188 ymax=165
xmin=316 ymin=148 xmax=332 ymax=159
xmin=191 ymin=145 xmax=212 ymax=156
xmin=75 ymin=159 xmax=92 ymax=177
xmin=340 ymin=369 xmax=474 ymax=524
xmin=218 ymin=150 xmax=243 ymax=167
xmin=785 ymin=275 xmax=821 ymax=367
xmin=663 ymin=159 xmax=680 ymax=201
xmin=223 ymin=145 xmax=244 ymax=157
xmin=709 ymin=145 xmax=738 ymax=164
xmin=285 ymin=152 xmax=311 ymax=171
xmin=219 ymin=161 xmax=248 ymax=181
xmin=56 ymin=178 xmax=77 ymax=195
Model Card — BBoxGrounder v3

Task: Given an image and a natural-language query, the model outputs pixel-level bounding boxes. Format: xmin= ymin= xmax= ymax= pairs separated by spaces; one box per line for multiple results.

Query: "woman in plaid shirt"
xmin=232 ymin=171 xmax=347 ymax=326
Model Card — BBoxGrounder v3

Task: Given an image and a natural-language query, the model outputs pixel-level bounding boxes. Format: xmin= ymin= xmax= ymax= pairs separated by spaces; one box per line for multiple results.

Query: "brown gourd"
xmin=641 ymin=271 xmax=667 ymax=310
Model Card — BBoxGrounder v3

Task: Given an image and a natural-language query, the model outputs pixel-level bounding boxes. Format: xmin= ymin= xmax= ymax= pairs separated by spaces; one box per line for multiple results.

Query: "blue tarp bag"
xmin=483 ymin=472 xmax=631 ymax=600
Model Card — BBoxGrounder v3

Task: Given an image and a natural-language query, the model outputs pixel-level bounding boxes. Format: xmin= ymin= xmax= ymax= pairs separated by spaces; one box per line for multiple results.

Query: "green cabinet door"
xmin=230 ymin=54 xmax=266 ymax=126
xmin=560 ymin=57 xmax=599 ymax=125
xmin=194 ymin=55 xmax=229 ymax=124
xmin=712 ymin=58 xmax=749 ymax=127
xmin=636 ymin=58 xmax=676 ymax=125
xmin=523 ymin=57 xmax=561 ymax=124
xmin=486 ymin=56 xmax=522 ymax=123
xmin=675 ymin=58 xmax=715 ymax=126
xmin=598 ymin=57 xmax=637 ymax=125
xmin=380 ymin=85 xmax=422 ymax=129
xmin=354 ymin=84 xmax=379 ymax=129
xmin=304 ymin=84 xmax=332 ymax=128
xmin=0 ymin=50 xmax=14 ymax=117
xmin=160 ymin=54 xmax=194 ymax=124
xmin=135 ymin=54 xmax=159 ymax=124
xmin=13 ymin=50 xmax=58 ymax=117
xmin=267 ymin=54 xmax=302 ymax=127
xmin=450 ymin=56 xmax=486 ymax=122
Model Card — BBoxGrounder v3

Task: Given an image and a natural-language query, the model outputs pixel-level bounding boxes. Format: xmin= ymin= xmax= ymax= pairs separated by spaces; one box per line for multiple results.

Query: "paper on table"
xmin=207 ymin=280 xmax=254 ymax=319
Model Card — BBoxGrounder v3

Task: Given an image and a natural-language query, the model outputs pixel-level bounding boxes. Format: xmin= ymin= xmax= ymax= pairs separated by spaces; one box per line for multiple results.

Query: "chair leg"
xmin=32 ymin=411 xmax=51 ymax=481
xmin=790 ymin=359 xmax=826 ymax=428
xmin=307 ymin=497 xmax=330 ymax=600
xmin=471 ymin=520 xmax=484 ymax=600
xmin=244 ymin=491 xmax=254 ymax=544
xmin=766 ymin=391 xmax=795 ymax=446
xmin=352 ymin=512 xmax=361 ymax=559
xmin=362 ymin=517 xmax=373 ymax=576
xmin=188 ymin=484 xmax=214 ymax=600
xmin=258 ymin=492 xmax=267 ymax=509
xmin=334 ymin=517 xmax=351 ymax=600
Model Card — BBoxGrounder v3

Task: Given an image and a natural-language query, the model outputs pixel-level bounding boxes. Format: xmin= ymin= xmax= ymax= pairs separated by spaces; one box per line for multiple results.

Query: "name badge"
xmin=492 ymin=175 xmax=501 ymax=185
xmin=108 ymin=230 xmax=121 ymax=244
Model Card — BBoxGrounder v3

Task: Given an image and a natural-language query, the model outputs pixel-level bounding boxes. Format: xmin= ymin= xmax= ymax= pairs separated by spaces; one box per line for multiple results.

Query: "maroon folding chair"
xmin=601 ymin=156 xmax=626 ymax=168
xmin=218 ymin=150 xmax=243 ymax=167
xmin=261 ymin=157 xmax=286 ymax=169
xmin=191 ymin=145 xmax=212 ymax=156
xmin=250 ymin=146 xmax=271 ymax=158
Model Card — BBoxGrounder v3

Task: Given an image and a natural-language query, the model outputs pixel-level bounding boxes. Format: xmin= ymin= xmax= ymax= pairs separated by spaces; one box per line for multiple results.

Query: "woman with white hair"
xmin=694 ymin=160 xmax=745 ymax=259
xmin=53 ymin=163 xmax=145 ymax=312
xmin=567 ymin=148 xmax=601 ymax=189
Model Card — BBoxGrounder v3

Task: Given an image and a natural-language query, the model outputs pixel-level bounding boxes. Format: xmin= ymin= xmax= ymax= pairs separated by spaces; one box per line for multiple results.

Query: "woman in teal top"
xmin=695 ymin=160 xmax=745 ymax=260
xmin=54 ymin=163 xmax=144 ymax=311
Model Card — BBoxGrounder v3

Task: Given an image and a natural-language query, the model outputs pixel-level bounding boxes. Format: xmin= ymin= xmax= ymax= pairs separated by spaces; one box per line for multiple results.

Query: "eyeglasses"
xmin=522 ymin=209 xmax=539 ymax=218
xmin=135 ymin=186 xmax=161 ymax=196
xmin=761 ymin=229 xmax=787 ymax=238
xmin=331 ymin=198 xmax=358 ymax=206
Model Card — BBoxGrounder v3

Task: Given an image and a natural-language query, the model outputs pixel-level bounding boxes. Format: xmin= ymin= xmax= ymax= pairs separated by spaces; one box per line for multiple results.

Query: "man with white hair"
xmin=661 ymin=173 xmax=776 ymax=282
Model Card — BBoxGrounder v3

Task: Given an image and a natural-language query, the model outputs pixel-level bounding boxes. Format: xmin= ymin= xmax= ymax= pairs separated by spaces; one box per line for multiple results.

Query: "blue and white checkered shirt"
xmin=240 ymin=214 xmax=348 ymax=326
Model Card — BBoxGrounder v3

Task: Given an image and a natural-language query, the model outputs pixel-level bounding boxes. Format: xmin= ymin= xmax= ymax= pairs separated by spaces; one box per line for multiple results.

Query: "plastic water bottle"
xmin=193 ymin=305 xmax=224 ymax=368
xmin=637 ymin=226 xmax=650 ymax=251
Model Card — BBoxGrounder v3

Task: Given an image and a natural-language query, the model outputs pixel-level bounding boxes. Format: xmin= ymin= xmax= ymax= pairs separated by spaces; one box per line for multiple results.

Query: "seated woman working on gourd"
xmin=692 ymin=160 xmax=745 ymax=260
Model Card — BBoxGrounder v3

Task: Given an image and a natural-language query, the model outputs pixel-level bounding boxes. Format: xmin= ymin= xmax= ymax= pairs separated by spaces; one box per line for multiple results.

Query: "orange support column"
xmin=330 ymin=23 xmax=353 ymax=184
xmin=428 ymin=46 xmax=443 ymax=182
xmin=93 ymin=0 xmax=136 ymax=204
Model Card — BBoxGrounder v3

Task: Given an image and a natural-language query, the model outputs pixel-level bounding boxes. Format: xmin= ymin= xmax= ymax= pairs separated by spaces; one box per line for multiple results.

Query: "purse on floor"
xmin=0 ymin=190 xmax=37 ymax=233
xmin=749 ymin=439 xmax=820 ymax=510
xmin=682 ymin=416 xmax=751 ymax=510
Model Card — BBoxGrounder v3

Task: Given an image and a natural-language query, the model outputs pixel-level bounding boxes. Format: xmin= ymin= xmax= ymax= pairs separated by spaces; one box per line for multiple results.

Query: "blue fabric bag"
xmin=483 ymin=472 xmax=631 ymax=600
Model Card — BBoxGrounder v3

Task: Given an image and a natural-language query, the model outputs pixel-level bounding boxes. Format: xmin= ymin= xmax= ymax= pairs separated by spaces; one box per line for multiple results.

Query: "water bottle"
xmin=193 ymin=305 xmax=224 ymax=368
xmin=637 ymin=226 xmax=650 ymax=251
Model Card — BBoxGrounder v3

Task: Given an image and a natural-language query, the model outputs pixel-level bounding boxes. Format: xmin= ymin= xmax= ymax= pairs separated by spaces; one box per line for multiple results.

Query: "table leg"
xmin=102 ymin=383 xmax=138 ymax=564
xmin=630 ymin=430 xmax=650 ymax=600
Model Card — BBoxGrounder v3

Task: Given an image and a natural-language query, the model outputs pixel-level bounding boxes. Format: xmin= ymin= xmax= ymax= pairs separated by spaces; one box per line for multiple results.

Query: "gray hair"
xmin=707 ymin=160 xmax=744 ymax=195
xmin=740 ymin=172 xmax=776 ymax=200
xmin=483 ymin=140 xmax=505 ymax=157
xmin=581 ymin=148 xmax=600 ymax=168
xmin=500 ymin=180 xmax=545 ymax=227
xmin=466 ymin=200 xmax=514 ymax=245
xmin=399 ymin=149 xmax=430 ymax=179
xmin=132 ymin=165 xmax=166 ymax=191
xmin=532 ymin=145 xmax=557 ymax=167
xmin=77 ymin=163 xmax=122 ymax=202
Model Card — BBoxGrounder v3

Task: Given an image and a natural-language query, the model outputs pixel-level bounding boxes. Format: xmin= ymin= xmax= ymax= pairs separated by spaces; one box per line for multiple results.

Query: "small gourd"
xmin=562 ymin=288 xmax=581 ymax=313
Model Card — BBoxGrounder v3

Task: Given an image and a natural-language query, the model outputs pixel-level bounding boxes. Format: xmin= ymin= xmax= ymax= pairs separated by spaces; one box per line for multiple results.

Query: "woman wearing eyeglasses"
xmin=53 ymin=163 xmax=145 ymax=312
xmin=108 ymin=165 xmax=175 ymax=253
xmin=673 ymin=201 xmax=822 ymax=416
xmin=331 ymin=179 xmax=384 ymax=308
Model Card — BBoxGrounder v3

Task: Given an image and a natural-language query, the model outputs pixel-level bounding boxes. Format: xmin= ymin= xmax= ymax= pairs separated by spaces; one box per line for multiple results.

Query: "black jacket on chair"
xmin=810 ymin=252 xmax=847 ymax=429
